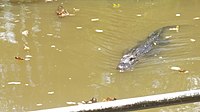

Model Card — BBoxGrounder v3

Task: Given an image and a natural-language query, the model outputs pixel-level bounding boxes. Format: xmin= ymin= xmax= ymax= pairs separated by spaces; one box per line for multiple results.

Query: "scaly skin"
xmin=116 ymin=26 xmax=177 ymax=72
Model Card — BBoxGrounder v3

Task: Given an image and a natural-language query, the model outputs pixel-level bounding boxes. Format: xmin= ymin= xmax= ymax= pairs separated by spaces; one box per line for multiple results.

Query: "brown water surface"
xmin=0 ymin=0 xmax=200 ymax=111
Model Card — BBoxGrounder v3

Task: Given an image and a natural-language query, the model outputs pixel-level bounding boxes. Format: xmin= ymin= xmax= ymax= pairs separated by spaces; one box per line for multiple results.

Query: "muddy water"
xmin=0 ymin=0 xmax=200 ymax=111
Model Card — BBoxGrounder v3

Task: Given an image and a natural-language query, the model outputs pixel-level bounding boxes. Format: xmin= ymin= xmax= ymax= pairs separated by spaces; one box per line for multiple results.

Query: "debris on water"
xmin=56 ymin=5 xmax=69 ymax=18
xmin=45 ymin=0 xmax=56 ymax=2
xmin=0 ymin=4 xmax=5 ymax=8
xmin=81 ymin=97 xmax=98 ymax=104
xmin=176 ymin=13 xmax=181 ymax=17
xmin=103 ymin=97 xmax=117 ymax=102
xmin=24 ymin=44 xmax=30 ymax=50
xmin=136 ymin=14 xmax=142 ymax=17
xmin=97 ymin=47 xmax=101 ymax=51
xmin=184 ymin=71 xmax=189 ymax=73
xmin=76 ymin=27 xmax=82 ymax=29
xmin=25 ymin=55 xmax=32 ymax=58
xmin=56 ymin=48 xmax=62 ymax=52
xmin=45 ymin=0 xmax=52 ymax=2
xmin=22 ymin=30 xmax=29 ymax=37
xmin=15 ymin=56 xmax=24 ymax=60
xmin=193 ymin=17 xmax=200 ymax=20
xmin=66 ymin=102 xmax=77 ymax=105
xmin=159 ymin=56 xmax=163 ymax=59
xmin=24 ymin=55 xmax=32 ymax=61
xmin=51 ymin=45 xmax=56 ymax=48
xmin=113 ymin=3 xmax=120 ymax=8
xmin=91 ymin=18 xmax=99 ymax=22
xmin=14 ymin=20 xmax=20 ymax=23
xmin=165 ymin=35 xmax=172 ymax=39
xmin=80 ymin=97 xmax=117 ymax=104
xmin=179 ymin=69 xmax=189 ymax=74
xmin=170 ymin=66 xmax=189 ymax=74
xmin=47 ymin=33 xmax=53 ymax=36
xmin=73 ymin=8 xmax=80 ymax=12
xmin=170 ymin=66 xmax=181 ymax=71
xmin=8 ymin=81 xmax=21 ymax=85
xmin=58 ymin=49 xmax=61 ymax=52
xmin=190 ymin=39 xmax=196 ymax=42
xmin=169 ymin=25 xmax=179 ymax=32
xmin=95 ymin=29 xmax=103 ymax=33
xmin=119 ymin=70 xmax=124 ymax=73
xmin=24 ymin=58 xmax=31 ymax=61
xmin=36 ymin=103 xmax=43 ymax=106
xmin=48 ymin=91 xmax=54 ymax=95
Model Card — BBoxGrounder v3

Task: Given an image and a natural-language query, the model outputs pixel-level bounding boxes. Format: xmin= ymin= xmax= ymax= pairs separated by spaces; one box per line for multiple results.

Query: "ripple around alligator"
xmin=1 ymin=0 xmax=200 ymax=111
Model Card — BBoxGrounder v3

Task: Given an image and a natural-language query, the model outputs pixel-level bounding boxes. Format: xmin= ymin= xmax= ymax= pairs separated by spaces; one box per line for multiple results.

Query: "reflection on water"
xmin=0 ymin=0 xmax=200 ymax=111
xmin=0 ymin=3 xmax=17 ymax=44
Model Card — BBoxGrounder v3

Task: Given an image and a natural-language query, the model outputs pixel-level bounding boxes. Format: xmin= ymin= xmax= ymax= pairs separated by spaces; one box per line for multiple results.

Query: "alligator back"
xmin=116 ymin=26 xmax=178 ymax=72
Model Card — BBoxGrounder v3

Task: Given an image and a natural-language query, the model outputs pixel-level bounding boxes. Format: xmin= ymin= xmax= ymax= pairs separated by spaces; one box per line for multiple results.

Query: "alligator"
xmin=116 ymin=26 xmax=178 ymax=72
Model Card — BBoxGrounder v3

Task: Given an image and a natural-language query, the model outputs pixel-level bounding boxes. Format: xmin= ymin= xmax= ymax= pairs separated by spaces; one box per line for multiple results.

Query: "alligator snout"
xmin=116 ymin=62 xmax=132 ymax=72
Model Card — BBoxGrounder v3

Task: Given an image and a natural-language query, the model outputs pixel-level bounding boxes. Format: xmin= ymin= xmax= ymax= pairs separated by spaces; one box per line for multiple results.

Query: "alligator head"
xmin=116 ymin=52 xmax=138 ymax=72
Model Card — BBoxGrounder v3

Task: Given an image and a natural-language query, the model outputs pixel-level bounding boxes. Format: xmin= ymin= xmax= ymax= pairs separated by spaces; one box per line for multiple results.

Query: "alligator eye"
xmin=129 ymin=57 xmax=134 ymax=61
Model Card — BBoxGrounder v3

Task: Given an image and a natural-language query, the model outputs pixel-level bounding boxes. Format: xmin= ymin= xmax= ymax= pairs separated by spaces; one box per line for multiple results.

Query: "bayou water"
xmin=0 ymin=0 xmax=200 ymax=111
